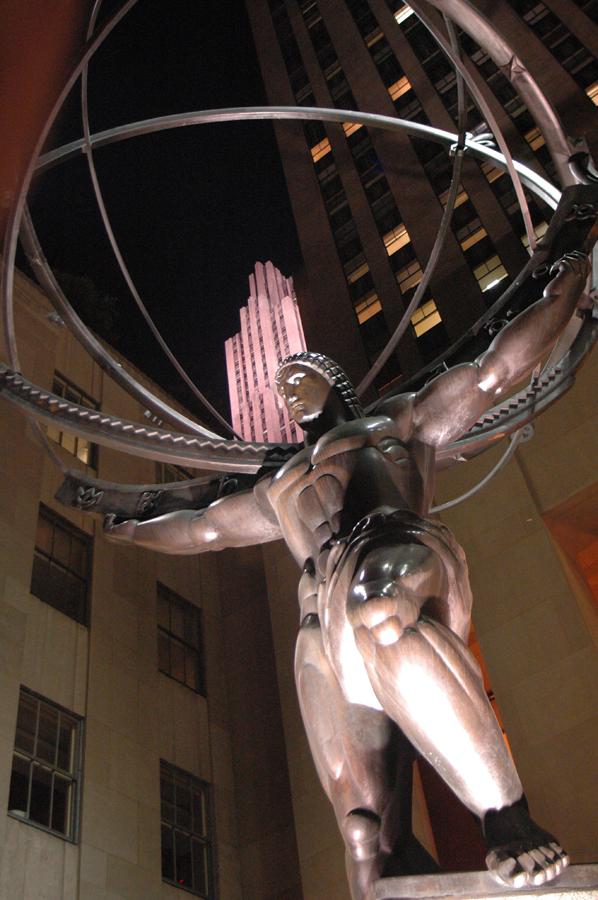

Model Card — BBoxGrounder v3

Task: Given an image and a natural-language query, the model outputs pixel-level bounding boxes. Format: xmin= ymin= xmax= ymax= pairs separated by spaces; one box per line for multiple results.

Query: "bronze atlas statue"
xmin=2 ymin=3 xmax=598 ymax=897
xmin=103 ymin=251 xmax=590 ymax=898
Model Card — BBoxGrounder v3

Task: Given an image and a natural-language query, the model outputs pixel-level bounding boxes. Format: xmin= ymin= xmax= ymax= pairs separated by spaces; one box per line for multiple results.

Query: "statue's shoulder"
xmin=269 ymin=445 xmax=312 ymax=487
xmin=312 ymin=416 xmax=401 ymax=464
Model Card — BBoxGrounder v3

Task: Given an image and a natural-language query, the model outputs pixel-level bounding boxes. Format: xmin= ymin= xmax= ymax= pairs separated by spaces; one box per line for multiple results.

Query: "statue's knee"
xmin=341 ymin=809 xmax=380 ymax=862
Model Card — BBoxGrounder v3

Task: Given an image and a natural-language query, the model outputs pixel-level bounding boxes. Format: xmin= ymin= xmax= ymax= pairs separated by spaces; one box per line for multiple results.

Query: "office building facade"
xmin=246 ymin=0 xmax=598 ymax=391
xmin=225 ymin=260 xmax=306 ymax=443
xmin=0 ymin=270 xmax=305 ymax=900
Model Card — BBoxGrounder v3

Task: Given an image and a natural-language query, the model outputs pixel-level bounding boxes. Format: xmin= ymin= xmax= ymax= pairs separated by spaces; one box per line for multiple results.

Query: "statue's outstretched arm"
xmin=103 ymin=480 xmax=281 ymax=554
xmin=408 ymin=251 xmax=591 ymax=447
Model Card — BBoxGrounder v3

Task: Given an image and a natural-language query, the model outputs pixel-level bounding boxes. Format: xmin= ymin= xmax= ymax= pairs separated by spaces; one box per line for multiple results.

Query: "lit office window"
xmin=460 ymin=226 xmax=488 ymax=251
xmin=30 ymin=505 xmax=91 ymax=626
xmin=355 ymin=292 xmax=382 ymax=324
xmin=585 ymin=80 xmax=598 ymax=104
xmin=342 ymin=121 xmax=362 ymax=137
xmin=46 ymin=373 xmax=98 ymax=468
xmin=157 ymin=584 xmax=205 ymax=695
xmin=524 ymin=126 xmax=546 ymax=151
xmin=8 ymin=689 xmax=81 ymax=841
xmin=473 ymin=256 xmax=508 ymax=291
xmin=396 ymin=260 xmax=423 ymax=294
xmin=411 ymin=299 xmax=442 ymax=337
xmin=438 ymin=186 xmax=468 ymax=208
xmin=310 ymin=137 xmax=332 ymax=162
xmin=521 ymin=219 xmax=549 ymax=250
xmin=383 ymin=223 xmax=411 ymax=256
xmin=160 ymin=761 xmax=214 ymax=897
xmin=480 ymin=160 xmax=504 ymax=184
xmin=394 ymin=3 xmax=415 ymax=24
xmin=387 ymin=75 xmax=412 ymax=100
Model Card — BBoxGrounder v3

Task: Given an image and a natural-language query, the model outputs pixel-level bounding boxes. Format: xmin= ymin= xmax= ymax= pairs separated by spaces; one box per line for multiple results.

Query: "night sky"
xmin=26 ymin=0 xmax=302 ymax=430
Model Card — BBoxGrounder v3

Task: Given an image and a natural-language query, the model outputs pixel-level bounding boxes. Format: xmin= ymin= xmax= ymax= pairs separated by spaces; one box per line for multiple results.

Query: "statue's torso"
xmin=266 ymin=416 xmax=435 ymax=575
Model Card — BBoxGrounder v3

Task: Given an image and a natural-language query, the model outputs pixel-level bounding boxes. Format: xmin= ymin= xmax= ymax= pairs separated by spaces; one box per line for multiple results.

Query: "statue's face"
xmin=277 ymin=364 xmax=332 ymax=424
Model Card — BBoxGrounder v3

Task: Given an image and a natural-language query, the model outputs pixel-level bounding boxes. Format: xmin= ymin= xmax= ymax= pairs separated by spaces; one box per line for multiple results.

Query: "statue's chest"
xmin=267 ymin=418 xmax=410 ymax=555
xmin=269 ymin=449 xmax=351 ymax=528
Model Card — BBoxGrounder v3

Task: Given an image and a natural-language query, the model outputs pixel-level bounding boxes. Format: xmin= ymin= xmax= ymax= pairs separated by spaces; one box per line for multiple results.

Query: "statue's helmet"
xmin=275 ymin=351 xmax=364 ymax=421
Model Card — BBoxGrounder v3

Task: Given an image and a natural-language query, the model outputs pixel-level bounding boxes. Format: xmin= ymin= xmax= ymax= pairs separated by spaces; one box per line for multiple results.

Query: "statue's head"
xmin=275 ymin=352 xmax=363 ymax=434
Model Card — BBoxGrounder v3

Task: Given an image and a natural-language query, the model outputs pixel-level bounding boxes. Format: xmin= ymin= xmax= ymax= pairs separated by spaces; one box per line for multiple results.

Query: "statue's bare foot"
xmin=483 ymin=797 xmax=569 ymax=888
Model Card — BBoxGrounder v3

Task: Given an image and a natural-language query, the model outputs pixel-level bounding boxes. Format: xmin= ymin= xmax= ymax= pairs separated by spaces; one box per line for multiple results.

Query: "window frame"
xmin=30 ymin=503 xmax=92 ymax=626
xmin=160 ymin=760 xmax=216 ymax=898
xmin=7 ymin=687 xmax=83 ymax=843
xmin=47 ymin=372 xmax=99 ymax=470
xmin=157 ymin=583 xmax=206 ymax=696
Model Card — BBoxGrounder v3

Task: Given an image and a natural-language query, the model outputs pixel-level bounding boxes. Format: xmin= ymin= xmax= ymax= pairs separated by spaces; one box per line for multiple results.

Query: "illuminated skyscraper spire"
xmin=225 ymin=261 xmax=306 ymax=442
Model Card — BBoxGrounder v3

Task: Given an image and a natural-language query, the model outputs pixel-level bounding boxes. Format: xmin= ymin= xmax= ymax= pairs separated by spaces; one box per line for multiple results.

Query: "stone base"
xmin=371 ymin=864 xmax=598 ymax=899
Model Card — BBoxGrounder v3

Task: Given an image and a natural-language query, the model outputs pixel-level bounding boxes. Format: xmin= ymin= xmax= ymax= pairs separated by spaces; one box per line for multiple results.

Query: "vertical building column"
xmin=246 ymin=0 xmax=372 ymax=382
xmin=317 ymin=0 xmax=487 ymax=339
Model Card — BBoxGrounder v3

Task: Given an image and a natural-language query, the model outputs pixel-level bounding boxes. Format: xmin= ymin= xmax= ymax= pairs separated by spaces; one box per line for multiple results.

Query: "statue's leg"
xmin=348 ymin=542 xmax=568 ymax=888
xmin=295 ymin=614 xmax=436 ymax=900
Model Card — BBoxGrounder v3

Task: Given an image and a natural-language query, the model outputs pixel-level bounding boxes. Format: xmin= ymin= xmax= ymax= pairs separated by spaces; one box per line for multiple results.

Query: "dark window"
xmin=8 ymin=688 xmax=81 ymax=841
xmin=160 ymin=761 xmax=214 ymax=897
xmin=30 ymin=505 xmax=91 ymax=626
xmin=47 ymin=373 xmax=99 ymax=469
xmin=157 ymin=584 xmax=205 ymax=695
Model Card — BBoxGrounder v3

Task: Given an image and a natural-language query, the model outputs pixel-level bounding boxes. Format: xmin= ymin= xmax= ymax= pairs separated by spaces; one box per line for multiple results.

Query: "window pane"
xmin=192 ymin=839 xmax=209 ymax=895
xmin=37 ymin=704 xmax=58 ymax=764
xmin=158 ymin=631 xmax=170 ymax=675
xmin=175 ymin=777 xmax=192 ymax=829
xmin=57 ymin=716 xmax=77 ymax=772
xmin=157 ymin=592 xmax=170 ymax=630
xmin=174 ymin=830 xmax=192 ymax=889
xmin=52 ymin=527 xmax=71 ymax=568
xmin=161 ymin=824 xmax=175 ymax=882
xmin=160 ymin=767 xmax=176 ymax=824
xmin=51 ymin=774 xmax=72 ymax=835
xmin=69 ymin=537 xmax=87 ymax=578
xmin=192 ymin=789 xmax=206 ymax=837
xmin=35 ymin=516 xmax=53 ymax=555
xmin=8 ymin=754 xmax=30 ymax=816
xmin=61 ymin=572 xmax=86 ymax=624
xmin=61 ymin=431 xmax=76 ymax=456
xmin=15 ymin=693 xmax=37 ymax=754
xmin=31 ymin=553 xmax=51 ymax=603
xmin=183 ymin=605 xmax=198 ymax=647
xmin=170 ymin=601 xmax=185 ymax=640
xmin=185 ymin=647 xmax=199 ymax=692
xmin=29 ymin=763 xmax=52 ymax=828
xmin=76 ymin=440 xmax=89 ymax=464
xmin=170 ymin=640 xmax=185 ymax=684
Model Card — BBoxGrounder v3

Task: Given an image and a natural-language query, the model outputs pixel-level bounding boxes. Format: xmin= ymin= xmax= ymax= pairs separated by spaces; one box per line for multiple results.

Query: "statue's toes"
xmin=487 ymin=843 xmax=569 ymax=888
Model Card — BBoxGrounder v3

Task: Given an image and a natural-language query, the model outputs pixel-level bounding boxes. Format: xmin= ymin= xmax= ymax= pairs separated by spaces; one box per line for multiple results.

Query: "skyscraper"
xmin=225 ymin=260 xmax=306 ymax=442
xmin=246 ymin=0 xmax=598 ymax=391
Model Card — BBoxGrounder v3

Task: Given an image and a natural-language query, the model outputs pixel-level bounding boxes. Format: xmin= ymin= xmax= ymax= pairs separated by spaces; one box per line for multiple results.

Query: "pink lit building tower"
xmin=225 ymin=261 xmax=306 ymax=443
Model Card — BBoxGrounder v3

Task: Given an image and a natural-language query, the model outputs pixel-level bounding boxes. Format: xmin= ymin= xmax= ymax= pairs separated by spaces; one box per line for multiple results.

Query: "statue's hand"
xmin=104 ymin=514 xmax=137 ymax=543
xmin=550 ymin=249 xmax=590 ymax=279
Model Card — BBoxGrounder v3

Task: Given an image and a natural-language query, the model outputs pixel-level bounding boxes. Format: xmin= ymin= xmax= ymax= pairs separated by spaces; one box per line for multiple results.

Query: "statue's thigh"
xmin=348 ymin=542 xmax=449 ymax=645
xmin=295 ymin=617 xmax=396 ymax=817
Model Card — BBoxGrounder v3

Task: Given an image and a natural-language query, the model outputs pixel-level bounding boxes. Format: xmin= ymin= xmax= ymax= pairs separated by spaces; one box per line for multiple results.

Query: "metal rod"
xmin=79 ymin=3 xmax=238 ymax=438
xmin=19 ymin=207 xmax=224 ymax=440
xmin=33 ymin=107 xmax=560 ymax=208
xmin=408 ymin=0 xmax=537 ymax=250
xmin=423 ymin=0 xmax=579 ymax=190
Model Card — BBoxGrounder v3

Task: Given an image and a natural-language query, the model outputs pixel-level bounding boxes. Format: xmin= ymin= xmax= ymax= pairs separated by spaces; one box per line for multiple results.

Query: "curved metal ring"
xmin=1 ymin=0 xmax=582 ymax=480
